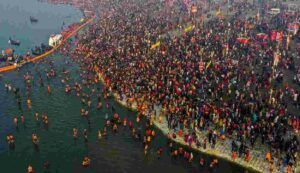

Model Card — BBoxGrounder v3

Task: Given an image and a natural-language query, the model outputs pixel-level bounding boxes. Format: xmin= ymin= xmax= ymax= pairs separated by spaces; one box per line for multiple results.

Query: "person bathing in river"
xmin=87 ymin=98 xmax=92 ymax=108
xmin=97 ymin=100 xmax=102 ymax=109
xmin=189 ymin=152 xmax=194 ymax=163
xmin=157 ymin=147 xmax=163 ymax=159
xmin=21 ymin=114 xmax=25 ymax=128
xmin=210 ymin=159 xmax=218 ymax=169
xmin=103 ymin=126 xmax=107 ymax=138
xmin=81 ymin=108 xmax=89 ymax=118
xmin=65 ymin=84 xmax=71 ymax=94
xmin=39 ymin=75 xmax=44 ymax=87
xmin=105 ymin=102 xmax=109 ymax=109
xmin=17 ymin=97 xmax=22 ymax=110
xmin=82 ymin=156 xmax=91 ymax=167
xmin=27 ymin=98 xmax=32 ymax=110
xmin=83 ymin=129 xmax=88 ymax=142
xmin=80 ymin=108 xmax=85 ymax=116
xmin=31 ymin=133 xmax=39 ymax=146
xmin=144 ymin=144 xmax=149 ymax=155
xmin=97 ymin=129 xmax=102 ymax=140
xmin=199 ymin=158 xmax=205 ymax=168
xmin=34 ymin=112 xmax=39 ymax=121
xmin=47 ymin=85 xmax=51 ymax=95
xmin=6 ymin=133 xmax=15 ymax=150
xmin=128 ymin=120 xmax=133 ymax=129
xmin=43 ymin=160 xmax=50 ymax=170
xmin=113 ymin=123 xmax=118 ymax=133
xmin=27 ymin=165 xmax=34 ymax=173
xmin=73 ymin=128 xmax=78 ymax=143
xmin=123 ymin=117 xmax=127 ymax=127
xmin=13 ymin=116 xmax=18 ymax=129
xmin=42 ymin=113 xmax=49 ymax=129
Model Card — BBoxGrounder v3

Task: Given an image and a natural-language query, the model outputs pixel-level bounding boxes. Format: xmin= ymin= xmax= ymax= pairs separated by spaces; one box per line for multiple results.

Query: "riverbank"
xmin=94 ymin=67 xmax=299 ymax=173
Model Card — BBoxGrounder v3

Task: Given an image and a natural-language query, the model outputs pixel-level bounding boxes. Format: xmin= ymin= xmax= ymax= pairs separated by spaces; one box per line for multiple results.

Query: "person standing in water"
xmin=13 ymin=116 xmax=18 ymax=130
xmin=31 ymin=133 xmax=39 ymax=150
xmin=27 ymin=98 xmax=32 ymax=110
xmin=83 ymin=129 xmax=88 ymax=142
xmin=42 ymin=113 xmax=49 ymax=130
xmin=113 ymin=123 xmax=118 ymax=133
xmin=6 ymin=133 xmax=15 ymax=150
xmin=97 ymin=129 xmax=102 ymax=140
xmin=34 ymin=112 xmax=40 ymax=126
xmin=82 ymin=156 xmax=91 ymax=167
xmin=47 ymin=85 xmax=51 ymax=95
xmin=157 ymin=147 xmax=163 ymax=159
xmin=21 ymin=114 xmax=25 ymax=128
xmin=73 ymin=128 xmax=78 ymax=144
xmin=27 ymin=165 xmax=34 ymax=173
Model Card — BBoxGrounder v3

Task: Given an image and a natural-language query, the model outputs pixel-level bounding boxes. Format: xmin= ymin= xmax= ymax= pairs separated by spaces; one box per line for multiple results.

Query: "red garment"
xmin=270 ymin=30 xmax=277 ymax=41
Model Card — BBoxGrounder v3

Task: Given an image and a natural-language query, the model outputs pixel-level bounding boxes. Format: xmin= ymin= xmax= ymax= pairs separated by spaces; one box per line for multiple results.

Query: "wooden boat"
xmin=30 ymin=16 xmax=38 ymax=23
xmin=8 ymin=38 xmax=20 ymax=46
xmin=31 ymin=47 xmax=42 ymax=56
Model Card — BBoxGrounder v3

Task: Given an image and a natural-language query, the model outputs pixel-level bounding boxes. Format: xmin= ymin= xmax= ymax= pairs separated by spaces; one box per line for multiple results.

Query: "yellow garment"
xmin=206 ymin=60 xmax=212 ymax=69
xmin=216 ymin=9 xmax=221 ymax=16
xmin=184 ymin=25 xmax=193 ymax=33
xmin=150 ymin=41 xmax=161 ymax=49
xmin=266 ymin=152 xmax=271 ymax=161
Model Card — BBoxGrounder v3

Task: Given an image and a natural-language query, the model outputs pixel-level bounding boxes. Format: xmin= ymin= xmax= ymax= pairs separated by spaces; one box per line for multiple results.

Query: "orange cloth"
xmin=232 ymin=152 xmax=236 ymax=161
xmin=178 ymin=130 xmax=183 ymax=138
xmin=266 ymin=152 xmax=271 ymax=162
xmin=245 ymin=153 xmax=250 ymax=162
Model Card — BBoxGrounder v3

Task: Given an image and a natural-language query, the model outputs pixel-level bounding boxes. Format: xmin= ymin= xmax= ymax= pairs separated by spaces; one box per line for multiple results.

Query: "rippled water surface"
xmin=0 ymin=0 xmax=253 ymax=173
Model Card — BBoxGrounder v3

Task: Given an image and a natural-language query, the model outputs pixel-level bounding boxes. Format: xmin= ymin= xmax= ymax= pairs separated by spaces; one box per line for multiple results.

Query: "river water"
xmin=0 ymin=0 xmax=252 ymax=173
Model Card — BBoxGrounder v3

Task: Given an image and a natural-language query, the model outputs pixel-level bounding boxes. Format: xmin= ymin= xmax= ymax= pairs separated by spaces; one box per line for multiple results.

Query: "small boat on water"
xmin=31 ymin=43 xmax=52 ymax=56
xmin=30 ymin=16 xmax=38 ymax=23
xmin=31 ymin=47 xmax=42 ymax=56
xmin=8 ymin=38 xmax=21 ymax=46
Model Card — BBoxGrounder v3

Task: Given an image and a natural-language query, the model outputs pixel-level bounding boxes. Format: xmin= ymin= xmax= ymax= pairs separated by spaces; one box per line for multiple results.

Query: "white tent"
xmin=48 ymin=34 xmax=62 ymax=47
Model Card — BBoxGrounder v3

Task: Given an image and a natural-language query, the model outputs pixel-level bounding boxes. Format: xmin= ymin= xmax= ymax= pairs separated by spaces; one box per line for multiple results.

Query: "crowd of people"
xmin=67 ymin=0 xmax=299 ymax=172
